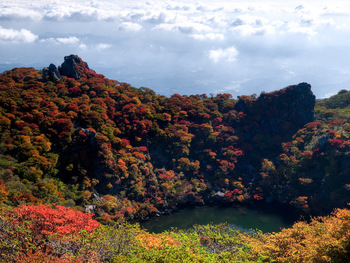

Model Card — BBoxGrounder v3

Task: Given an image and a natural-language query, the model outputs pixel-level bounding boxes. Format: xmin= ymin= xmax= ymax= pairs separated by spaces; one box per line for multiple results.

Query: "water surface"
xmin=141 ymin=205 xmax=298 ymax=233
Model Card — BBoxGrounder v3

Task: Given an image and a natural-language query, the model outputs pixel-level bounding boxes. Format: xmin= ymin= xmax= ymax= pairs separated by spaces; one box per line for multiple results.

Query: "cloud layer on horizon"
xmin=1 ymin=0 xmax=350 ymax=98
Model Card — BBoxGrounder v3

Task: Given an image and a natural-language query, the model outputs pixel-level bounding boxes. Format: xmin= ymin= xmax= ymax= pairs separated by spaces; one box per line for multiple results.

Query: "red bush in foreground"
xmin=10 ymin=204 xmax=100 ymax=236
xmin=1 ymin=204 xmax=100 ymax=262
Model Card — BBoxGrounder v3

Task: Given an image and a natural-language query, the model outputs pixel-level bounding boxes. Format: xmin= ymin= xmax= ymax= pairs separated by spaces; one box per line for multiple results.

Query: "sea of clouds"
xmin=1 ymin=0 xmax=350 ymax=98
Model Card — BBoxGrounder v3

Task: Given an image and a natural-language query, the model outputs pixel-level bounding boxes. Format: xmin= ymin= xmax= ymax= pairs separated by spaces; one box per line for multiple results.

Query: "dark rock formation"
xmin=235 ymin=83 xmax=315 ymax=163
xmin=42 ymin=55 xmax=97 ymax=81
xmin=42 ymin=63 xmax=61 ymax=81
xmin=236 ymin=82 xmax=315 ymax=138
xmin=58 ymin=54 xmax=92 ymax=79
xmin=257 ymin=82 xmax=315 ymax=133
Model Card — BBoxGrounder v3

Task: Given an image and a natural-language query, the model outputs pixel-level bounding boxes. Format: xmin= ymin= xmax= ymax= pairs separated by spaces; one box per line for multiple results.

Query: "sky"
xmin=1 ymin=0 xmax=350 ymax=98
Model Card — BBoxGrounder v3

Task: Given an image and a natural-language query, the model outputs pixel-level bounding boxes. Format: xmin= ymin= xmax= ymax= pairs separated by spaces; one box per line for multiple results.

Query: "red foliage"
xmin=10 ymin=204 xmax=100 ymax=237
xmin=15 ymin=250 xmax=83 ymax=263
xmin=330 ymin=119 xmax=345 ymax=126
xmin=224 ymin=191 xmax=233 ymax=199
xmin=302 ymin=150 xmax=313 ymax=159
xmin=305 ymin=121 xmax=321 ymax=130
xmin=158 ymin=173 xmax=171 ymax=181
xmin=253 ymin=194 xmax=263 ymax=201
xmin=122 ymin=138 xmax=131 ymax=146
xmin=139 ymin=146 xmax=148 ymax=152
xmin=328 ymin=138 xmax=343 ymax=148
xmin=68 ymin=86 xmax=82 ymax=95
xmin=133 ymin=151 xmax=146 ymax=160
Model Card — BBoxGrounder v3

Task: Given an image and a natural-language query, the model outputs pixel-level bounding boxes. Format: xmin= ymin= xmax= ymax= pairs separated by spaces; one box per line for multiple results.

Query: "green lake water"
xmin=141 ymin=205 xmax=299 ymax=233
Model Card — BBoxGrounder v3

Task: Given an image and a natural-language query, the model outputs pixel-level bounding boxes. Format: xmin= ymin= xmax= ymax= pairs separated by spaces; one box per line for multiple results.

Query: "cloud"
xmin=41 ymin=36 xmax=80 ymax=45
xmin=117 ymin=22 xmax=143 ymax=32
xmin=78 ymin=43 xmax=87 ymax=50
xmin=95 ymin=43 xmax=111 ymax=50
xmin=191 ymin=33 xmax=224 ymax=40
xmin=2 ymin=0 xmax=350 ymax=99
xmin=0 ymin=7 xmax=42 ymax=21
xmin=141 ymin=12 xmax=167 ymax=24
xmin=231 ymin=24 xmax=269 ymax=36
xmin=56 ymin=36 xmax=80 ymax=44
xmin=228 ymin=14 xmax=277 ymax=36
xmin=153 ymin=21 xmax=212 ymax=34
xmin=0 ymin=26 xmax=37 ymax=43
xmin=209 ymin=46 xmax=238 ymax=63
xmin=287 ymin=22 xmax=317 ymax=36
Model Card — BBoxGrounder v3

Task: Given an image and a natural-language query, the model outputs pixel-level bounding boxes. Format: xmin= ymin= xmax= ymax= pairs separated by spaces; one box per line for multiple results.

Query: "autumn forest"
xmin=1 ymin=55 xmax=350 ymax=262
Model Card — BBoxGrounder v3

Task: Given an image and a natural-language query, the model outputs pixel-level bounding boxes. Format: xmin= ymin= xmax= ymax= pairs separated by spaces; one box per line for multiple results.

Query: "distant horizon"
xmin=1 ymin=0 xmax=350 ymax=99
xmin=0 ymin=55 xmax=340 ymax=100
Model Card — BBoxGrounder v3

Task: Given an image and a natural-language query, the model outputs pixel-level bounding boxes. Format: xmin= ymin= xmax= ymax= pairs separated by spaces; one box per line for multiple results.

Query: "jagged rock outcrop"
xmin=42 ymin=55 xmax=97 ymax=81
xmin=236 ymin=82 xmax=315 ymax=136
xmin=258 ymin=82 xmax=315 ymax=132
xmin=58 ymin=54 xmax=93 ymax=79
xmin=42 ymin=63 xmax=61 ymax=81
xmin=235 ymin=82 xmax=315 ymax=161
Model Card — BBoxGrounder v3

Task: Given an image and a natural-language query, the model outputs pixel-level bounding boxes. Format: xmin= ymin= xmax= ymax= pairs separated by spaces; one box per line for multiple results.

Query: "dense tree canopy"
xmin=0 ymin=57 xmax=349 ymax=223
xmin=1 ymin=55 xmax=350 ymax=262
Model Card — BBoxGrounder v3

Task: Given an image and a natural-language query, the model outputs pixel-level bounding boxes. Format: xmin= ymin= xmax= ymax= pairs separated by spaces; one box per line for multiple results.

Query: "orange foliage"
xmin=248 ymin=208 xmax=350 ymax=263
xmin=10 ymin=204 xmax=100 ymax=237
xmin=15 ymin=250 xmax=83 ymax=263
xmin=136 ymin=233 xmax=179 ymax=250
xmin=0 ymin=180 xmax=9 ymax=203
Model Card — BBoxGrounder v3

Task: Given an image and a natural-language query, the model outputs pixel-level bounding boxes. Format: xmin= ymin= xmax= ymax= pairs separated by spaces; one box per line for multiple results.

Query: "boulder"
xmin=42 ymin=55 xmax=97 ymax=81
xmin=58 ymin=54 xmax=91 ymax=79
xmin=42 ymin=63 xmax=61 ymax=81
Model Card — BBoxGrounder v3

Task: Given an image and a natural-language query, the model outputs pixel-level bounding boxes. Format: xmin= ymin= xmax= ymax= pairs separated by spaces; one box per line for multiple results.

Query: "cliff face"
xmin=233 ymin=82 xmax=315 ymax=169
xmin=236 ymin=83 xmax=315 ymax=133
xmin=257 ymin=83 xmax=315 ymax=135
xmin=258 ymin=83 xmax=315 ymax=127
xmin=235 ymin=83 xmax=315 ymax=142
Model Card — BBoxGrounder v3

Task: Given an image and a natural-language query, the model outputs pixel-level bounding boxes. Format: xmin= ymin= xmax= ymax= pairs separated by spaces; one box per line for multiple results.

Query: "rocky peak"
xmin=42 ymin=63 xmax=61 ymax=81
xmin=236 ymin=82 xmax=315 ymax=129
xmin=235 ymin=83 xmax=315 ymax=155
xmin=42 ymin=55 xmax=97 ymax=81
xmin=257 ymin=82 xmax=315 ymax=127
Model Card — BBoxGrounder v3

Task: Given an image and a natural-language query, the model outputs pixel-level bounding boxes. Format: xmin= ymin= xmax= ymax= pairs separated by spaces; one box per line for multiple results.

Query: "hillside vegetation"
xmin=0 ymin=55 xmax=350 ymax=261
xmin=1 ymin=203 xmax=350 ymax=262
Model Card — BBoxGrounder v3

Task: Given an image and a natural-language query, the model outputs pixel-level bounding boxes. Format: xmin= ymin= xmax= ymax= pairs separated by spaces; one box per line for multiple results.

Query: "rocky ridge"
xmin=42 ymin=54 xmax=97 ymax=81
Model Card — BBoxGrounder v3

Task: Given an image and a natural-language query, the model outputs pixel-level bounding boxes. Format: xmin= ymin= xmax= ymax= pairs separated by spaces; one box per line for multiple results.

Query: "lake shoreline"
xmin=139 ymin=201 xmax=305 ymax=233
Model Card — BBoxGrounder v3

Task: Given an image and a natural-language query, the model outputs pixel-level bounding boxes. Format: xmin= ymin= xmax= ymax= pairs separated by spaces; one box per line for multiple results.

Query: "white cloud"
xmin=95 ymin=43 xmax=111 ymax=50
xmin=230 ymin=24 xmax=269 ymax=36
xmin=2 ymin=0 xmax=350 ymax=98
xmin=191 ymin=33 xmax=224 ymax=40
xmin=56 ymin=36 xmax=80 ymax=44
xmin=117 ymin=22 xmax=143 ymax=32
xmin=0 ymin=7 xmax=42 ymax=20
xmin=41 ymin=36 xmax=80 ymax=45
xmin=209 ymin=46 xmax=238 ymax=63
xmin=78 ymin=43 xmax=87 ymax=50
xmin=153 ymin=21 xmax=212 ymax=34
xmin=0 ymin=26 xmax=37 ymax=43
xmin=228 ymin=14 xmax=277 ymax=36
xmin=141 ymin=12 xmax=168 ymax=24
xmin=287 ymin=22 xmax=317 ymax=36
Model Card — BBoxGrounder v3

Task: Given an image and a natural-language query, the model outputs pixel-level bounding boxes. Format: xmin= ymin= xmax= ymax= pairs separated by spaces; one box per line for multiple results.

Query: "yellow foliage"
xmin=136 ymin=233 xmax=179 ymax=250
xmin=247 ymin=208 xmax=350 ymax=263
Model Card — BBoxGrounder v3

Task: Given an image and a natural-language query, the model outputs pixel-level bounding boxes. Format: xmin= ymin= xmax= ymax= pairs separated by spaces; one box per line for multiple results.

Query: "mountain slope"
xmin=0 ymin=55 xmax=348 ymax=222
